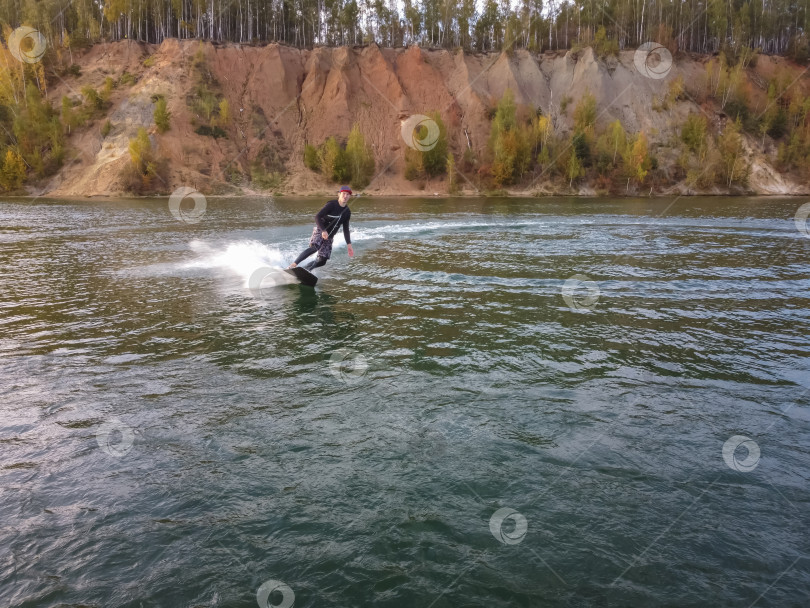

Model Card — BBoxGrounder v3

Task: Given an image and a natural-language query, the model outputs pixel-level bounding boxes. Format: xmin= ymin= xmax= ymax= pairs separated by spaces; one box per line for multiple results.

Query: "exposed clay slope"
xmin=42 ymin=40 xmax=810 ymax=197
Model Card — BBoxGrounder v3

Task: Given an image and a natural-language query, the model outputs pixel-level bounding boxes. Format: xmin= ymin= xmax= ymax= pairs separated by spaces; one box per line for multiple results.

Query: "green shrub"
xmin=716 ymin=118 xmax=750 ymax=187
xmin=622 ymin=131 xmax=652 ymax=184
xmin=307 ymin=126 xmax=376 ymax=187
xmin=724 ymin=97 xmax=749 ymax=123
xmin=318 ymin=136 xmax=349 ymax=182
xmin=573 ymin=91 xmax=597 ymax=134
xmin=217 ymin=99 xmax=230 ymax=126
xmin=595 ymin=149 xmax=613 ymax=176
xmin=81 ymin=86 xmax=103 ymax=111
xmin=666 ymin=75 xmax=685 ymax=107
xmin=404 ymin=111 xmax=448 ymax=180
xmin=101 ymin=77 xmax=115 ymax=102
xmin=121 ymin=126 xmax=167 ymax=193
xmin=572 ymin=132 xmax=590 ymax=163
xmin=345 ymin=124 xmax=375 ymax=189
xmin=304 ymin=143 xmax=320 ymax=171
xmin=0 ymin=148 xmax=26 ymax=191
xmin=190 ymin=85 xmax=218 ymax=123
xmin=447 ymin=152 xmax=460 ymax=194
xmin=404 ymin=157 xmax=420 ymax=180
xmin=681 ymin=113 xmax=708 ymax=154
xmin=224 ymin=164 xmax=244 ymax=185
xmin=12 ymin=87 xmax=64 ymax=179
xmin=766 ymin=107 xmax=788 ymax=139
xmin=593 ymin=27 xmax=619 ymax=59
xmin=194 ymin=125 xmax=227 ymax=138
xmin=566 ymin=150 xmax=584 ymax=186
xmin=187 ymin=49 xmax=228 ymax=132
xmin=101 ymin=120 xmax=112 ymax=137
xmin=128 ymin=127 xmax=152 ymax=175
xmin=605 ymin=119 xmax=627 ymax=164
xmin=462 ymin=147 xmax=477 ymax=171
xmin=154 ymin=97 xmax=171 ymax=133
xmin=250 ymin=162 xmax=284 ymax=190
xmin=488 ymin=89 xmax=531 ymax=185
xmin=420 ymin=113 xmax=448 ymax=177
xmin=61 ymin=95 xmax=77 ymax=131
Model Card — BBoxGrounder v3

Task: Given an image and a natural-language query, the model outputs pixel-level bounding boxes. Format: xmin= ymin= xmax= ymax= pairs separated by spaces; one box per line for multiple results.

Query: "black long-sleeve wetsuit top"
xmin=315 ymin=200 xmax=352 ymax=244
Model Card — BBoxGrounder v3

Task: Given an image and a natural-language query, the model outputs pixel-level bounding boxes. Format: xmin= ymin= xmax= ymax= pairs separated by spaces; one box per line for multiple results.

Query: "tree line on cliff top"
xmin=2 ymin=0 xmax=810 ymax=61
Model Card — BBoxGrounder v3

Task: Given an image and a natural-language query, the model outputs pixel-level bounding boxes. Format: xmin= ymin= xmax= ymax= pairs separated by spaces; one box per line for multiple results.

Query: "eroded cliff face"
xmin=42 ymin=39 xmax=809 ymax=197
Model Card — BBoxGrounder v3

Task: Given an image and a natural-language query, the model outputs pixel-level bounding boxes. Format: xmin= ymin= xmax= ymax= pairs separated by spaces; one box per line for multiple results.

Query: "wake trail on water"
xmin=177 ymin=220 xmax=549 ymax=286
xmin=183 ymin=239 xmax=298 ymax=287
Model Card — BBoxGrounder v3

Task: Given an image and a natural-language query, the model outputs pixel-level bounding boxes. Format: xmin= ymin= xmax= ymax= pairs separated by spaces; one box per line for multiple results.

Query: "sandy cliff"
xmin=41 ymin=40 xmax=810 ymax=197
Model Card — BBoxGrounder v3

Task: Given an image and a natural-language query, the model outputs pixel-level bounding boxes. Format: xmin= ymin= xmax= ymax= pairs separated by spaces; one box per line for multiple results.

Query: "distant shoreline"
xmin=15 ymin=192 xmax=809 ymax=201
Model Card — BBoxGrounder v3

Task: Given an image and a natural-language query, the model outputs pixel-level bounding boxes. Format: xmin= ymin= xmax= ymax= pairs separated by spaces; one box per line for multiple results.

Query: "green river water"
xmin=1 ymin=195 xmax=808 ymax=607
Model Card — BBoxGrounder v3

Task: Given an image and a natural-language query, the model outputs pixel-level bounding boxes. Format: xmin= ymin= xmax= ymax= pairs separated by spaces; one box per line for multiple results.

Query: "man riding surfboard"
xmin=288 ymin=186 xmax=354 ymax=272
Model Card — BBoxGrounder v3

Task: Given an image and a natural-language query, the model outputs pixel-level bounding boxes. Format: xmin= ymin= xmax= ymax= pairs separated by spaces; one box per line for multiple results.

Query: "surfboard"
xmin=284 ymin=266 xmax=318 ymax=287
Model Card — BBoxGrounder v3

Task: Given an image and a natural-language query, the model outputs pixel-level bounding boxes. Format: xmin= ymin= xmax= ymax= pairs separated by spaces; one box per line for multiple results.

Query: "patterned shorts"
xmin=309 ymin=225 xmax=333 ymax=259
